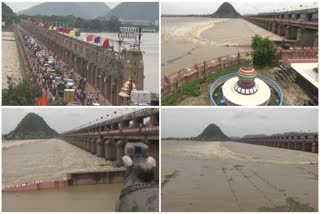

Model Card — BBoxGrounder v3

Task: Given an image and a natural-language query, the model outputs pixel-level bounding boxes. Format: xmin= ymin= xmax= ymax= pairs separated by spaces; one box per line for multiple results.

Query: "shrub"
xmin=251 ymin=35 xmax=277 ymax=67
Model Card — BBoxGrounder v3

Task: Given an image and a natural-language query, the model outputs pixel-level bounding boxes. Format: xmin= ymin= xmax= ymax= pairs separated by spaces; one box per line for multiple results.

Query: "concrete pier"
xmin=60 ymin=108 xmax=159 ymax=165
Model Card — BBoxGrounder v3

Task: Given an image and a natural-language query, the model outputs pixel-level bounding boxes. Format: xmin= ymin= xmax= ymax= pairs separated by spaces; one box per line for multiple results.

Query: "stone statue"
xmin=115 ymin=142 xmax=159 ymax=212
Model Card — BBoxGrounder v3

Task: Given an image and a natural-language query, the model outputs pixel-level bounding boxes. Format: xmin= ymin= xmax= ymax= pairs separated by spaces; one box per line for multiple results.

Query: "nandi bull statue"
xmin=116 ymin=142 xmax=159 ymax=212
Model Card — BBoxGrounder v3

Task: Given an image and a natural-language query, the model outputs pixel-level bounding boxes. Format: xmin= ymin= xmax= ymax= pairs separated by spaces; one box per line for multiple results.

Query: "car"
xmin=55 ymin=76 xmax=62 ymax=81
xmin=67 ymin=101 xmax=82 ymax=106
xmin=65 ymin=79 xmax=75 ymax=88
xmin=63 ymin=75 xmax=70 ymax=80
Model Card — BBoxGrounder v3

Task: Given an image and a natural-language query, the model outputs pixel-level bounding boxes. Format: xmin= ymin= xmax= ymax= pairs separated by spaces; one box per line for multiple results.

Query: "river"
xmin=161 ymin=17 xmax=283 ymax=78
xmin=162 ymin=140 xmax=318 ymax=211
xmin=2 ymin=31 xmax=22 ymax=89
xmin=2 ymin=138 xmax=123 ymax=211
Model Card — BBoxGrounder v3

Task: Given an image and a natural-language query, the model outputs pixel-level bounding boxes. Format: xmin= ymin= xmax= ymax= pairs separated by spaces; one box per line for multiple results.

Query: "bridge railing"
xmin=62 ymin=108 xmax=159 ymax=135
xmin=245 ymin=17 xmax=318 ymax=28
xmin=63 ymin=125 xmax=159 ymax=137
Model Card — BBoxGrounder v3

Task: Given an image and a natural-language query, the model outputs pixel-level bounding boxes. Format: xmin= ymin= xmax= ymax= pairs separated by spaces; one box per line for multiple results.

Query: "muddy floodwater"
xmin=2 ymin=138 xmax=121 ymax=186
xmin=162 ymin=141 xmax=318 ymax=212
xmin=161 ymin=18 xmax=283 ymax=77
xmin=2 ymin=31 xmax=22 ymax=89
xmin=2 ymin=138 xmax=123 ymax=211
xmin=3 ymin=183 xmax=122 ymax=212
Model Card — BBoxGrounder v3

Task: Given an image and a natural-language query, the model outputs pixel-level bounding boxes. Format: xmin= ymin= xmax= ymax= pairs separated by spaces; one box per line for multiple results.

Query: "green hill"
xmin=196 ymin=123 xmax=229 ymax=141
xmin=4 ymin=113 xmax=58 ymax=140
xmin=102 ymin=2 xmax=159 ymax=22
xmin=18 ymin=2 xmax=110 ymax=19
xmin=2 ymin=2 xmax=17 ymax=25
xmin=211 ymin=2 xmax=241 ymax=18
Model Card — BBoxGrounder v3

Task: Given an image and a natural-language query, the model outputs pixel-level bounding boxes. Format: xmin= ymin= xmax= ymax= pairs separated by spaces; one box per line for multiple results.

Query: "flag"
xmin=49 ymin=25 xmax=53 ymax=30
xmin=94 ymin=36 xmax=101 ymax=44
xmin=103 ymin=39 xmax=110 ymax=47
xmin=75 ymin=31 xmax=81 ymax=37
xmin=86 ymin=34 xmax=93 ymax=42
xmin=69 ymin=29 xmax=75 ymax=36
xmin=56 ymin=26 xmax=59 ymax=32
xmin=66 ymin=28 xmax=70 ymax=34
xmin=35 ymin=93 xmax=48 ymax=106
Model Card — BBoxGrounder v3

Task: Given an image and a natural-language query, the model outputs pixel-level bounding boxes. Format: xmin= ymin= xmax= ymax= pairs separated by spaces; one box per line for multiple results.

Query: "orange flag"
xmin=86 ymin=34 xmax=93 ymax=42
xmin=36 ymin=92 xmax=48 ymax=106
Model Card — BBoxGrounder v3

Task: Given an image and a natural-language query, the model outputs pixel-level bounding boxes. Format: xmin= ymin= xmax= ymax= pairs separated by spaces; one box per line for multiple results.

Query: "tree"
xmin=251 ymin=35 xmax=277 ymax=67
xmin=2 ymin=77 xmax=42 ymax=106
xmin=108 ymin=16 xmax=120 ymax=32
xmin=2 ymin=2 xmax=17 ymax=25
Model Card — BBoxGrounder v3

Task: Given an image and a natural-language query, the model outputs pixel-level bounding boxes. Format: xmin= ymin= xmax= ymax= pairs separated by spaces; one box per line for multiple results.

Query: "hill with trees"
xmin=211 ymin=2 xmax=241 ymax=18
xmin=196 ymin=123 xmax=230 ymax=141
xmin=18 ymin=2 xmax=110 ymax=19
xmin=4 ymin=113 xmax=58 ymax=140
xmin=102 ymin=2 xmax=159 ymax=22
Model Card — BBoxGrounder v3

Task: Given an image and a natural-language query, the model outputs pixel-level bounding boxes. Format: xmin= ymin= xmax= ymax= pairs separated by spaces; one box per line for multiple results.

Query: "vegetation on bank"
xmin=18 ymin=14 xmax=159 ymax=32
xmin=252 ymin=35 xmax=277 ymax=67
xmin=161 ymin=65 xmax=239 ymax=106
xmin=2 ymin=2 xmax=17 ymax=26
xmin=2 ymin=77 xmax=42 ymax=106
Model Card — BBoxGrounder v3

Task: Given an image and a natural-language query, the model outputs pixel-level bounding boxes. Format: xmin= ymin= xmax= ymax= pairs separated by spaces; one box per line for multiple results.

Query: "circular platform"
xmin=222 ymin=77 xmax=271 ymax=106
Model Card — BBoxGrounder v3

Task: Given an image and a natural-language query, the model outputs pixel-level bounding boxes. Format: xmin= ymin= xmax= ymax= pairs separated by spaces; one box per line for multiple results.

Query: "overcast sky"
xmin=2 ymin=108 xmax=136 ymax=134
xmin=162 ymin=0 xmax=318 ymax=15
xmin=162 ymin=108 xmax=318 ymax=138
xmin=5 ymin=2 xmax=120 ymax=13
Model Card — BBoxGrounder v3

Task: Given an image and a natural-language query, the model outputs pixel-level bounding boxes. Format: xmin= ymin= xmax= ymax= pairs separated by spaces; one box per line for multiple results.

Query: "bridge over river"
xmin=60 ymin=108 xmax=159 ymax=172
xmin=15 ymin=20 xmax=145 ymax=105
xmin=238 ymin=132 xmax=318 ymax=153
xmin=245 ymin=8 xmax=318 ymax=47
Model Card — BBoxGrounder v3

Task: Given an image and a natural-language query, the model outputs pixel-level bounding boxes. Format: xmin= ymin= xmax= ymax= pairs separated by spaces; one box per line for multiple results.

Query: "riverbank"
xmin=162 ymin=140 xmax=318 ymax=211
xmin=161 ymin=63 xmax=313 ymax=106
xmin=2 ymin=31 xmax=22 ymax=89
xmin=161 ymin=17 xmax=283 ymax=78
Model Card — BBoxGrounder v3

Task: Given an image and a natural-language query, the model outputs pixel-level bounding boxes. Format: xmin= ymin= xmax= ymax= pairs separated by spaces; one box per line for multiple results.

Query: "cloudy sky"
xmin=5 ymin=2 xmax=120 ymax=13
xmin=162 ymin=108 xmax=318 ymax=138
xmin=162 ymin=0 xmax=318 ymax=15
xmin=2 ymin=108 xmax=136 ymax=134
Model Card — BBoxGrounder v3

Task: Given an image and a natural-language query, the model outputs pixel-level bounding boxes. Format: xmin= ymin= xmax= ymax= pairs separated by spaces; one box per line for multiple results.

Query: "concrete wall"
xmin=67 ymin=170 xmax=125 ymax=185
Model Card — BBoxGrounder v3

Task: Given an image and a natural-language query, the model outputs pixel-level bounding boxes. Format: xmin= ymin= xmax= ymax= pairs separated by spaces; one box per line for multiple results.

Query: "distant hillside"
xmin=211 ymin=2 xmax=241 ymax=18
xmin=18 ymin=2 xmax=110 ymax=19
xmin=2 ymin=2 xmax=16 ymax=25
xmin=4 ymin=113 xmax=58 ymax=140
xmin=102 ymin=2 xmax=159 ymax=23
xmin=196 ymin=124 xmax=229 ymax=141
